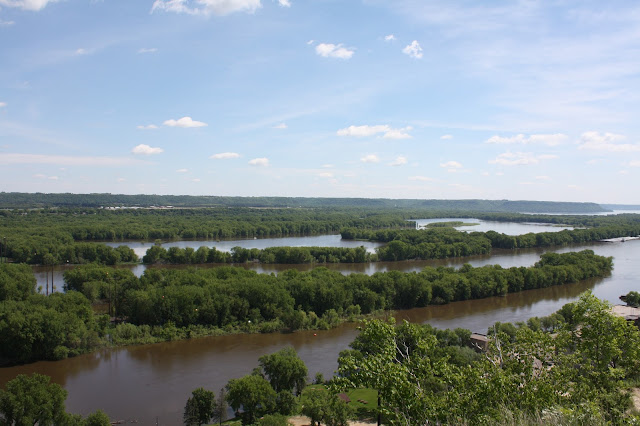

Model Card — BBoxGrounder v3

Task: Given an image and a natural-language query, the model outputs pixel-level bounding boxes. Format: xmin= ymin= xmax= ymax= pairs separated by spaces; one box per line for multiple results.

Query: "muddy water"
xmin=8 ymin=240 xmax=639 ymax=425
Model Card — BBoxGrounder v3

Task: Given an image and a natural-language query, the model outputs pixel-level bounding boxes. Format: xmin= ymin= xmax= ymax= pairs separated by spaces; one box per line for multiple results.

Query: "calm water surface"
xmin=12 ymin=241 xmax=639 ymax=424
xmin=105 ymin=234 xmax=384 ymax=259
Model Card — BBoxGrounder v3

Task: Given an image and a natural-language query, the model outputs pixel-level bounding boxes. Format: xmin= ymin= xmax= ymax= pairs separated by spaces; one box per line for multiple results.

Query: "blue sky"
xmin=1 ymin=0 xmax=640 ymax=203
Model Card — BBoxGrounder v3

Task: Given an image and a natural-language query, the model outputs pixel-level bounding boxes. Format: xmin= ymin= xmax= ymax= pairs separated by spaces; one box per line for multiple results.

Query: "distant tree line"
xmin=0 ymin=192 xmax=608 ymax=212
xmin=342 ymin=224 xmax=640 ymax=261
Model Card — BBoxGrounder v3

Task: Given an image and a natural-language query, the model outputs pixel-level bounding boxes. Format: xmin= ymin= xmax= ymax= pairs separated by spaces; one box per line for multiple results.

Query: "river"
xmin=3 ymin=238 xmax=638 ymax=424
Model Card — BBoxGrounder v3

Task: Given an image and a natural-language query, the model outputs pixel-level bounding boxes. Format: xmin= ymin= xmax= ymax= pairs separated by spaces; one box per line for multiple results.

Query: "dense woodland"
xmin=0 ymin=203 xmax=639 ymax=266
xmin=0 ymin=249 xmax=611 ymax=365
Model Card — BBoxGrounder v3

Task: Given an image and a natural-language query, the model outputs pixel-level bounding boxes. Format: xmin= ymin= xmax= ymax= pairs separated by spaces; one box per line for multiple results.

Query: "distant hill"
xmin=601 ymin=204 xmax=640 ymax=210
xmin=0 ymin=192 xmax=609 ymax=213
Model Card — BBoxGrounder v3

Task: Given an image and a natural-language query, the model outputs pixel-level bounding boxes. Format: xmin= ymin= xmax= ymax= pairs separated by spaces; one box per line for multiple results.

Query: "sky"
xmin=1 ymin=0 xmax=640 ymax=204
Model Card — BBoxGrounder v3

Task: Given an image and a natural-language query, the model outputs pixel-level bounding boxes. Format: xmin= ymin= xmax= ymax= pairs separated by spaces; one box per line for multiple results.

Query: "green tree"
xmin=183 ymin=388 xmax=216 ymax=426
xmin=212 ymin=387 xmax=227 ymax=425
xmin=82 ymin=410 xmax=111 ymax=426
xmin=226 ymin=375 xmax=276 ymax=425
xmin=259 ymin=347 xmax=308 ymax=395
xmin=0 ymin=373 xmax=68 ymax=426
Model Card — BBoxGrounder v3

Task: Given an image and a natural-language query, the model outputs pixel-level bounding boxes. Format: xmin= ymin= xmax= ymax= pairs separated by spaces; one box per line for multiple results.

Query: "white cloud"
xmin=402 ymin=40 xmax=423 ymax=59
xmin=322 ymin=164 xmax=333 ymax=168
xmin=273 ymin=123 xmax=287 ymax=129
xmin=629 ymin=161 xmax=640 ymax=168
xmin=408 ymin=176 xmax=435 ymax=182
xmin=163 ymin=116 xmax=208 ymax=128
xmin=249 ymin=157 xmax=269 ymax=166
xmin=0 ymin=102 xmax=6 ymax=108
xmin=440 ymin=161 xmax=462 ymax=169
xmin=440 ymin=134 xmax=453 ymax=140
xmin=338 ymin=125 xmax=389 ymax=137
xmin=337 ymin=124 xmax=412 ymax=139
xmin=0 ymin=20 xmax=14 ymax=26
xmin=578 ymin=131 xmax=640 ymax=152
xmin=486 ymin=133 xmax=568 ymax=146
xmin=191 ymin=178 xmax=201 ymax=182
xmin=390 ymin=156 xmax=408 ymax=166
xmin=48 ymin=176 xmax=59 ymax=180
xmin=138 ymin=48 xmax=158 ymax=54
xmin=318 ymin=172 xmax=334 ymax=178
xmin=278 ymin=0 xmax=290 ymax=7
xmin=0 ymin=153 xmax=149 ymax=166
xmin=176 ymin=168 xmax=189 ymax=173
xmin=75 ymin=48 xmax=95 ymax=56
xmin=0 ymin=0 xmax=57 ymax=11
xmin=315 ymin=43 xmax=354 ymax=59
xmin=489 ymin=152 xmax=558 ymax=166
xmin=306 ymin=40 xmax=314 ymax=45
xmin=535 ymin=175 xmax=551 ymax=180
xmin=383 ymin=126 xmax=413 ymax=139
xmin=137 ymin=124 xmax=158 ymax=130
xmin=210 ymin=152 xmax=240 ymax=159
xmin=117 ymin=178 xmax=126 ymax=183
xmin=384 ymin=34 xmax=396 ymax=41
xmin=360 ymin=154 xmax=380 ymax=163
xmin=151 ymin=0 xmax=261 ymax=16
xmin=132 ymin=144 xmax=164 ymax=155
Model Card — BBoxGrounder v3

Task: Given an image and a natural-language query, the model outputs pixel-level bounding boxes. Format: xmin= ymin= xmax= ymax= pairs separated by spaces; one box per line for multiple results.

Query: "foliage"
xmin=256 ymin=414 xmax=291 ymax=426
xmin=334 ymin=293 xmax=640 ymax=425
xmin=183 ymin=388 xmax=216 ymax=426
xmin=226 ymin=375 xmax=277 ymax=425
xmin=212 ymin=388 xmax=227 ymax=425
xmin=259 ymin=347 xmax=308 ymax=395
xmin=300 ymin=388 xmax=354 ymax=426
xmin=82 ymin=410 xmax=111 ymax=426
xmin=624 ymin=291 xmax=640 ymax=308
xmin=0 ymin=373 xmax=68 ymax=426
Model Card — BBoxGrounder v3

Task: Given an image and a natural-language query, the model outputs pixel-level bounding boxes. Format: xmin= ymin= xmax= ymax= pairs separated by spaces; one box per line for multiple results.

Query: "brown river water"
xmin=3 ymin=238 xmax=639 ymax=425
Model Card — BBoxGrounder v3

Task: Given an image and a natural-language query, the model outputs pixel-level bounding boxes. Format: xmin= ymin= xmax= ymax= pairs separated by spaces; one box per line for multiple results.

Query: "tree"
xmin=82 ymin=410 xmax=111 ymax=426
xmin=183 ymin=388 xmax=216 ymax=426
xmin=212 ymin=387 xmax=227 ymax=425
xmin=226 ymin=375 xmax=276 ymax=425
xmin=259 ymin=346 xmax=308 ymax=395
xmin=0 ymin=373 xmax=68 ymax=426
xmin=300 ymin=389 xmax=353 ymax=426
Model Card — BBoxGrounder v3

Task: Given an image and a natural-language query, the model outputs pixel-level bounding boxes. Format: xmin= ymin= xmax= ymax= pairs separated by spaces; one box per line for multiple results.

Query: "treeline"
xmin=0 ymin=264 xmax=106 ymax=365
xmin=142 ymin=245 xmax=370 ymax=265
xmin=0 ymin=207 xmax=413 ymax=265
xmin=342 ymin=223 xmax=640 ymax=261
xmin=0 ymin=192 xmax=608 ymax=212
xmin=63 ymin=250 xmax=611 ymax=338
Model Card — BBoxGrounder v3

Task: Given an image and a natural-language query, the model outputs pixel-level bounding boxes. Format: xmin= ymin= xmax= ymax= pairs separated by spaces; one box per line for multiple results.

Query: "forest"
xmin=0 ymin=204 xmax=639 ymax=266
xmin=0 ymin=249 xmax=612 ymax=365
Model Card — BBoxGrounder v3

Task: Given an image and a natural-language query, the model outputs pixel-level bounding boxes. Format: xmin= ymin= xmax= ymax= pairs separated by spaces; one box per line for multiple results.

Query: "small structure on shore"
xmin=470 ymin=333 xmax=489 ymax=351
xmin=612 ymin=305 xmax=640 ymax=327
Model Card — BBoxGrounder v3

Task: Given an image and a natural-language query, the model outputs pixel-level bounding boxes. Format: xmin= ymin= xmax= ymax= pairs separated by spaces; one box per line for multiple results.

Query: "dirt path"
xmin=288 ymin=415 xmax=377 ymax=426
